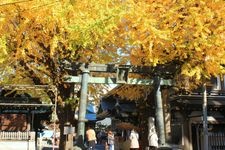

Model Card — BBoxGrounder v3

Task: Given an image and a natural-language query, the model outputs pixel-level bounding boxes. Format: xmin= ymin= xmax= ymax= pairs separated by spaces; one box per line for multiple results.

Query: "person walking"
xmin=148 ymin=117 xmax=158 ymax=150
xmin=107 ymin=130 xmax=115 ymax=150
xmin=129 ymin=128 xmax=139 ymax=150
xmin=148 ymin=127 xmax=158 ymax=150
xmin=86 ymin=125 xmax=97 ymax=150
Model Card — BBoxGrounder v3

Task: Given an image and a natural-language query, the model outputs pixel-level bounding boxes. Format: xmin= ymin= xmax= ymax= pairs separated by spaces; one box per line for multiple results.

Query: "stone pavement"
xmin=0 ymin=141 xmax=35 ymax=150
xmin=95 ymin=144 xmax=105 ymax=150
xmin=74 ymin=144 xmax=105 ymax=150
xmin=0 ymin=141 xmax=104 ymax=150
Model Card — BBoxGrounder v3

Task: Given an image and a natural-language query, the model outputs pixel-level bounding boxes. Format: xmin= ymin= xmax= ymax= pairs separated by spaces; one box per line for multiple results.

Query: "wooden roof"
xmin=170 ymin=90 xmax=225 ymax=113
xmin=0 ymin=97 xmax=53 ymax=114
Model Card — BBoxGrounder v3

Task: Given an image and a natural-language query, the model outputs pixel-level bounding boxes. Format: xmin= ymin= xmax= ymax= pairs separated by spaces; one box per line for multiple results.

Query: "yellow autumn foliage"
xmin=121 ymin=0 xmax=225 ymax=81
xmin=105 ymin=85 xmax=152 ymax=101
xmin=0 ymin=0 xmax=224 ymax=84
xmin=0 ymin=36 xmax=8 ymax=63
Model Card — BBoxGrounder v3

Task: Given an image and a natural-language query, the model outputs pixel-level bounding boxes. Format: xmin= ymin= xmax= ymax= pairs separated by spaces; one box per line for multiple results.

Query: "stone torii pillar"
xmin=154 ymin=76 xmax=166 ymax=146
xmin=77 ymin=68 xmax=89 ymax=140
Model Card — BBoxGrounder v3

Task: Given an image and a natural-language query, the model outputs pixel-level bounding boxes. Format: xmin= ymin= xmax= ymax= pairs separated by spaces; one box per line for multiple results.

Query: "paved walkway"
xmin=95 ymin=144 xmax=105 ymax=150
xmin=0 ymin=141 xmax=104 ymax=150
xmin=0 ymin=141 xmax=35 ymax=150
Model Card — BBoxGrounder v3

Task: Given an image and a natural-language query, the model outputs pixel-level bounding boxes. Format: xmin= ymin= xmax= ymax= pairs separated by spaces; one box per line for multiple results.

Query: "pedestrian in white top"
xmin=148 ymin=127 xmax=158 ymax=150
xmin=129 ymin=128 xmax=139 ymax=150
xmin=148 ymin=117 xmax=158 ymax=150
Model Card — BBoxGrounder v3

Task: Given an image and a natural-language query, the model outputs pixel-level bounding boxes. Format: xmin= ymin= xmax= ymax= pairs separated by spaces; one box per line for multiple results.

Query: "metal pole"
xmin=77 ymin=69 xmax=89 ymax=140
xmin=53 ymin=86 xmax=57 ymax=150
xmin=154 ymin=76 xmax=166 ymax=146
xmin=202 ymin=83 xmax=208 ymax=150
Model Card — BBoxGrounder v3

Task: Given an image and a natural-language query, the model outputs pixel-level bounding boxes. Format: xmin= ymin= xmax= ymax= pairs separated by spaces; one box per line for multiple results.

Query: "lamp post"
xmin=53 ymin=86 xmax=58 ymax=150
xmin=202 ymin=83 xmax=208 ymax=150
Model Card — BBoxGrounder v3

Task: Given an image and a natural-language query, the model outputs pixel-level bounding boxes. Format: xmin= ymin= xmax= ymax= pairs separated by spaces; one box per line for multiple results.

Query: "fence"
xmin=0 ymin=131 xmax=35 ymax=140
xmin=201 ymin=132 xmax=225 ymax=150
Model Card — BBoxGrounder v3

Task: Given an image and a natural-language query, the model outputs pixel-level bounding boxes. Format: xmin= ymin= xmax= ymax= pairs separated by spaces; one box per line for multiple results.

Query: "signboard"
xmin=64 ymin=126 xmax=75 ymax=135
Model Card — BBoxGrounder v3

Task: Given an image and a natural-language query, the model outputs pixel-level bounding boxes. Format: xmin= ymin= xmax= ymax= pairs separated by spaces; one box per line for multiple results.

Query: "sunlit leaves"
xmin=107 ymin=85 xmax=152 ymax=101
xmin=65 ymin=0 xmax=126 ymax=62
xmin=0 ymin=0 xmax=129 ymax=65
xmin=0 ymin=0 xmax=225 ymax=85
xmin=121 ymin=0 xmax=225 ymax=81
xmin=0 ymin=36 xmax=8 ymax=63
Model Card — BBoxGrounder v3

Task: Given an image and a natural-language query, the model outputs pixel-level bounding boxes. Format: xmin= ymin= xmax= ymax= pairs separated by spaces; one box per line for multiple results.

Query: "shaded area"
xmin=97 ymin=96 xmax=138 ymax=123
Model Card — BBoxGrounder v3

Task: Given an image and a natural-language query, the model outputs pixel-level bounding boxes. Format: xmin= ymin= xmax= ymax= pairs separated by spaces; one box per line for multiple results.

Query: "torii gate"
xmin=64 ymin=63 xmax=176 ymax=147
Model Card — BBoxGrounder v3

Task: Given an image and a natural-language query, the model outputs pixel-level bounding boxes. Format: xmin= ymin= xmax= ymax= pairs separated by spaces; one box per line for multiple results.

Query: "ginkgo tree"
xmin=0 ymin=0 xmax=225 ymax=149
xmin=0 ymin=0 xmax=127 ymax=149
xmin=122 ymin=0 xmax=225 ymax=84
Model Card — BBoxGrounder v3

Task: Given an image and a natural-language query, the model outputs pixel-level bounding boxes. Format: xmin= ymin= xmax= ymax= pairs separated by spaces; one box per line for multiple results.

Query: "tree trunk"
xmin=57 ymin=105 xmax=77 ymax=150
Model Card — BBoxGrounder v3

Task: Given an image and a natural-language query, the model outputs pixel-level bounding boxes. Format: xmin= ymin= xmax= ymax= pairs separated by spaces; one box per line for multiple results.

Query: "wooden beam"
xmin=0 ymin=84 xmax=56 ymax=91
xmin=0 ymin=103 xmax=54 ymax=106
